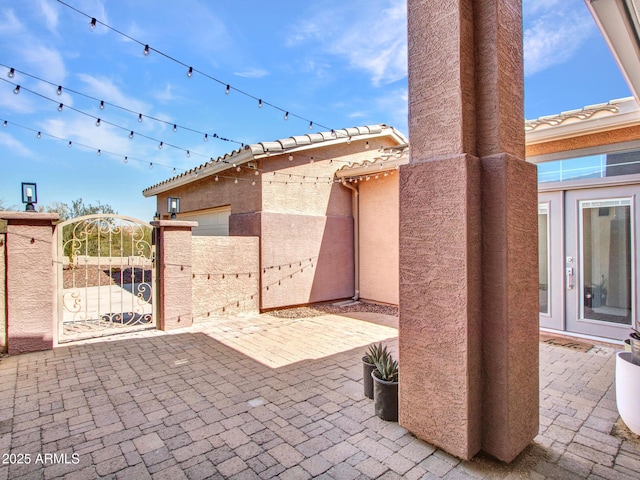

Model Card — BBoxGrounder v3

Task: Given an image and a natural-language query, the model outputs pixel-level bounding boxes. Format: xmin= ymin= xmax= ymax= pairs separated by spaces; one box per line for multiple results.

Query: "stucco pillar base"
xmin=152 ymin=220 xmax=197 ymax=331
xmin=480 ymin=154 xmax=539 ymax=462
xmin=1 ymin=212 xmax=59 ymax=354
xmin=399 ymin=155 xmax=482 ymax=461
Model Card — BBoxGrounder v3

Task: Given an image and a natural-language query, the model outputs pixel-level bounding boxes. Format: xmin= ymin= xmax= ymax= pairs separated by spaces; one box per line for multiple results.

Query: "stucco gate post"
xmin=400 ymin=0 xmax=539 ymax=462
xmin=152 ymin=220 xmax=198 ymax=331
xmin=0 ymin=212 xmax=59 ymax=354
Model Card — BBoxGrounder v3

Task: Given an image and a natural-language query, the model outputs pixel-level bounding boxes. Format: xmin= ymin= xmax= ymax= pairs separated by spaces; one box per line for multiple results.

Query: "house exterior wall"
xmin=191 ymin=236 xmax=259 ymax=318
xmin=526 ymin=124 xmax=640 ymax=158
xmin=358 ymin=173 xmax=399 ymax=305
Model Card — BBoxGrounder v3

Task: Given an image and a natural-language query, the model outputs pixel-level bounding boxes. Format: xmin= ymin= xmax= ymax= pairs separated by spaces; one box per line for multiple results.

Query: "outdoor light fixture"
xmin=21 ymin=182 xmax=37 ymax=212
xmin=167 ymin=197 xmax=180 ymax=219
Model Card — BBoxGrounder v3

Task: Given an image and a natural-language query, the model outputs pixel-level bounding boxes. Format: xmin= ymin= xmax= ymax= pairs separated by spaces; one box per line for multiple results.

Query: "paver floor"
xmin=0 ymin=311 xmax=638 ymax=479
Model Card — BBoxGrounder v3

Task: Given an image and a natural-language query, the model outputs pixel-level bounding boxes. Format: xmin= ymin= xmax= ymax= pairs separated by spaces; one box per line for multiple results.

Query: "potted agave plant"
xmin=372 ymin=349 xmax=399 ymax=421
xmin=362 ymin=343 xmax=385 ymax=399
xmin=616 ymin=327 xmax=640 ymax=435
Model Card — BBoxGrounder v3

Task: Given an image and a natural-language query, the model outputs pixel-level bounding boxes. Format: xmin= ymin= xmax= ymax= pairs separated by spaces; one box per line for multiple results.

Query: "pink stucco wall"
xmin=153 ymin=220 xmax=197 ymax=330
xmin=191 ymin=236 xmax=260 ymax=318
xmin=0 ymin=230 xmax=6 ymax=353
xmin=358 ymin=173 xmax=399 ymax=305
xmin=1 ymin=212 xmax=58 ymax=354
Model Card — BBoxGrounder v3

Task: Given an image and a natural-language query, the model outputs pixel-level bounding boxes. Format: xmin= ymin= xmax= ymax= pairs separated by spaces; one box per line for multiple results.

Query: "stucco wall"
xmin=358 ymin=173 xmax=399 ymax=304
xmin=191 ymin=236 xmax=260 ymax=318
xmin=0 ymin=230 xmax=6 ymax=353
xmin=260 ymin=212 xmax=353 ymax=309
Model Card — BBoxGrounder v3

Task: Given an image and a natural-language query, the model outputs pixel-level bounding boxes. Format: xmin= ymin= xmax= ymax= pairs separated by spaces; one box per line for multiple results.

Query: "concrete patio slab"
xmin=0 ymin=311 xmax=638 ymax=479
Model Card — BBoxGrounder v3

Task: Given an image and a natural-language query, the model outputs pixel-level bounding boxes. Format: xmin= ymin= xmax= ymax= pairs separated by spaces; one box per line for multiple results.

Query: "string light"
xmin=173 ymin=124 xmax=177 ymax=132
xmin=124 ymin=156 xmax=128 ymax=163
xmin=143 ymin=44 xmax=149 ymax=55
xmin=138 ymin=113 xmax=143 ymax=122
xmin=365 ymin=141 xmax=370 ymax=149
xmin=95 ymin=118 xmax=101 ymax=126
xmin=129 ymin=131 xmax=134 ymax=138
xmin=90 ymin=17 xmax=96 ymax=29
xmin=309 ymin=121 xmax=313 ymax=130
xmin=204 ymin=134 xmax=208 ymax=142
xmin=258 ymin=99 xmax=263 ymax=108
xmin=225 ymin=84 xmax=230 ymax=95
xmin=56 ymin=85 xmax=62 ymax=95
xmin=2 ymin=120 xmax=6 ymax=127
xmin=187 ymin=67 xmax=193 ymax=77
xmin=36 ymin=131 xmax=41 ymax=138
xmin=13 ymin=85 xmax=20 ymax=94
xmin=158 ymin=141 xmax=163 ymax=149
xmin=149 ymin=162 xmax=153 ymax=169
xmin=289 ymin=154 xmax=293 ymax=161
xmin=100 ymin=100 xmax=105 ymax=109
xmin=58 ymin=103 xmax=63 ymax=111
xmin=68 ymin=141 xmax=72 ymax=148
xmin=97 ymin=149 xmax=101 ymax=156
xmin=234 ymin=178 xmax=238 ymax=184
xmin=284 ymin=112 xmax=289 ymax=121
xmin=215 ymin=175 xmax=219 ymax=181
xmin=186 ymin=150 xmax=190 ymax=157
xmin=7 ymin=68 xmax=14 ymax=78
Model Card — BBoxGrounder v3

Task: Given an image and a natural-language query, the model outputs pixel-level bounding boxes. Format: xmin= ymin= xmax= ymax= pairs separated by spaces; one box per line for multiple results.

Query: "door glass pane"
xmin=538 ymin=204 xmax=549 ymax=314
xmin=580 ymin=199 xmax=632 ymax=325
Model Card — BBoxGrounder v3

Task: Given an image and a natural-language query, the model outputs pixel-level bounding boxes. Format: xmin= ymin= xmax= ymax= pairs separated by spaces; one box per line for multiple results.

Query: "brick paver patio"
xmin=0 ymin=310 xmax=638 ymax=479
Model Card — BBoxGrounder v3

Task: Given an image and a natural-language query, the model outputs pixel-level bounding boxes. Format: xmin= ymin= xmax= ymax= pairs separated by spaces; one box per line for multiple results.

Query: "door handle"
xmin=566 ymin=266 xmax=574 ymax=290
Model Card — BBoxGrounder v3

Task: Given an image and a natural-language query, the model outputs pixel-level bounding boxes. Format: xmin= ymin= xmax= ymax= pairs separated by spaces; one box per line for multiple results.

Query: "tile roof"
xmin=525 ymin=101 xmax=622 ymax=132
xmin=143 ymin=124 xmax=406 ymax=196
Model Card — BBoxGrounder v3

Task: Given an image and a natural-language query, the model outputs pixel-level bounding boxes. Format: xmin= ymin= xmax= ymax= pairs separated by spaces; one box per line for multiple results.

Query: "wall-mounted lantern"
xmin=21 ymin=182 xmax=37 ymax=212
xmin=167 ymin=197 xmax=180 ymax=219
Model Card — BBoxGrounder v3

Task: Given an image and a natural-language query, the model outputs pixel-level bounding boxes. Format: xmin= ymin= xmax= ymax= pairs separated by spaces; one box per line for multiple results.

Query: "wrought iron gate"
xmin=55 ymin=214 xmax=155 ymax=342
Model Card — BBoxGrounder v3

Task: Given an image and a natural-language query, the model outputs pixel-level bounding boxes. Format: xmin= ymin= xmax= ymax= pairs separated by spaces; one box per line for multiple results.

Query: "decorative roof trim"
xmin=525 ymin=97 xmax=640 ymax=145
xmin=143 ymin=125 xmax=407 ymax=197
xmin=334 ymin=146 xmax=409 ymax=178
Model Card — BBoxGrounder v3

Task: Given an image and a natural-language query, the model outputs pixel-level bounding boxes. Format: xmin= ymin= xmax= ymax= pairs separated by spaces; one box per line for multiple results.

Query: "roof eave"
xmin=585 ymin=0 xmax=640 ymax=104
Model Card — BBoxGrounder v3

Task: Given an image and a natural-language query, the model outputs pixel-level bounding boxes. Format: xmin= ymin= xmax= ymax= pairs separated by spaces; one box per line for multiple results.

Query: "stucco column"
xmin=1 ymin=212 xmax=59 ymax=354
xmin=401 ymin=0 xmax=538 ymax=462
xmin=152 ymin=220 xmax=197 ymax=330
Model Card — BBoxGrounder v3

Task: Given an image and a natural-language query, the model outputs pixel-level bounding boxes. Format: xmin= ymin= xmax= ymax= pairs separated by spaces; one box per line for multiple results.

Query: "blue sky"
xmin=0 ymin=0 xmax=632 ymax=220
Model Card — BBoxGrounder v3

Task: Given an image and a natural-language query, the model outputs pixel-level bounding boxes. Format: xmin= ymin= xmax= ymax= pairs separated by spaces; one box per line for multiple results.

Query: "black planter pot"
xmin=362 ymin=357 xmax=375 ymax=399
xmin=372 ymin=371 xmax=398 ymax=421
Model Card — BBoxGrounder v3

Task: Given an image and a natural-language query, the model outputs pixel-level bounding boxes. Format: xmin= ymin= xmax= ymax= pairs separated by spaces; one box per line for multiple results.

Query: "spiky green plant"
xmin=364 ymin=343 xmax=387 ymax=364
xmin=631 ymin=328 xmax=640 ymax=340
xmin=374 ymin=350 xmax=398 ymax=383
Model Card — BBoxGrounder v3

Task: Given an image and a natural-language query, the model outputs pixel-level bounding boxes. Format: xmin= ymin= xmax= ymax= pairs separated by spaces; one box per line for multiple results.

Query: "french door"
xmin=540 ymin=185 xmax=637 ymax=341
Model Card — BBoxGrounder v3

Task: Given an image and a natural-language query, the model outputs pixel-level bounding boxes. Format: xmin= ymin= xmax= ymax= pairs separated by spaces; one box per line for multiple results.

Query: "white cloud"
xmin=0 ymin=9 xmax=23 ymax=35
xmin=524 ymin=4 xmax=596 ymax=77
xmin=234 ymin=68 xmax=269 ymax=79
xmin=0 ymin=131 xmax=34 ymax=158
xmin=287 ymin=0 xmax=407 ymax=87
xmin=76 ymin=74 xmax=151 ymax=114
xmin=37 ymin=0 xmax=59 ymax=34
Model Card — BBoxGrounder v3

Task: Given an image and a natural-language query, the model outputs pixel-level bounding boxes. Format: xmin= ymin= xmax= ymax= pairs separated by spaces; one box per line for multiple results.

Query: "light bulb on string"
xmin=225 ymin=85 xmax=230 ymax=94
xmin=149 ymin=162 xmax=153 ymax=169
xmin=289 ymin=154 xmax=293 ymax=161
xmin=234 ymin=178 xmax=238 ymax=184
xmin=138 ymin=113 xmax=143 ymax=122
xmin=310 ymin=157 xmax=314 ymax=164
xmin=36 ymin=131 xmax=41 ymax=139
xmin=100 ymin=100 xmax=105 ymax=109
xmin=95 ymin=118 xmax=101 ymax=127
xmin=347 ymin=137 xmax=351 ymax=144
xmin=186 ymin=150 xmax=190 ymax=158
xmin=7 ymin=68 xmax=14 ymax=78
xmin=2 ymin=120 xmax=6 ymax=127
xmin=214 ymin=175 xmax=219 ymax=181
xmin=365 ymin=141 xmax=370 ymax=149
xmin=158 ymin=141 xmax=163 ymax=149
xmin=236 ymin=166 xmax=241 ymax=172
xmin=129 ymin=131 xmax=134 ymax=139
xmin=56 ymin=85 xmax=62 ymax=95
xmin=97 ymin=149 xmax=101 ymax=156
xmin=309 ymin=121 xmax=313 ymax=130
xmin=254 ymin=170 xmax=259 ymax=176
xmin=252 ymin=180 xmax=256 ymax=186
xmin=58 ymin=103 xmax=63 ymax=111
xmin=124 ymin=156 xmax=128 ymax=163
xmin=90 ymin=18 xmax=96 ymax=29
xmin=331 ymin=129 xmax=336 ymax=138
xmin=187 ymin=67 xmax=193 ymax=77
xmin=68 ymin=141 xmax=72 ymax=148
xmin=173 ymin=168 xmax=176 ymax=174
xmin=284 ymin=112 xmax=289 ymax=121
xmin=13 ymin=85 xmax=20 ymax=94
xmin=204 ymin=134 xmax=208 ymax=142
xmin=173 ymin=124 xmax=177 ymax=132
xmin=258 ymin=99 xmax=263 ymax=108
xmin=143 ymin=44 xmax=149 ymax=55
